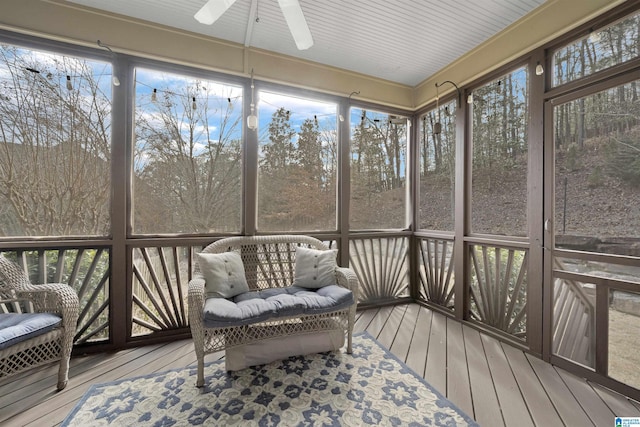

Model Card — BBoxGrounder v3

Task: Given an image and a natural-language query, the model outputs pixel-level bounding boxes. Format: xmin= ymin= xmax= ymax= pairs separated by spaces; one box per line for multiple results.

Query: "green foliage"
xmin=259 ymin=106 xmax=337 ymax=230
xmin=0 ymin=248 xmax=110 ymax=342
xmin=262 ymin=107 xmax=296 ymax=173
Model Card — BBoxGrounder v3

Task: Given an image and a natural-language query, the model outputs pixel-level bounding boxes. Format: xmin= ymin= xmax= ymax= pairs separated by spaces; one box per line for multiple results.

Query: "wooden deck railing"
xmin=0 ymin=237 xmax=596 ymax=365
xmin=468 ymin=244 xmax=528 ymax=339
xmin=417 ymin=237 xmax=455 ymax=309
xmin=551 ymin=258 xmax=595 ymax=368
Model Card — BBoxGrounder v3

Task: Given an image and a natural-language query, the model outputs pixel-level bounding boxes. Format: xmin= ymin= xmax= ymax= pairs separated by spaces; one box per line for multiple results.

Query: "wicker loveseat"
xmin=0 ymin=255 xmax=79 ymax=391
xmin=188 ymin=235 xmax=359 ymax=387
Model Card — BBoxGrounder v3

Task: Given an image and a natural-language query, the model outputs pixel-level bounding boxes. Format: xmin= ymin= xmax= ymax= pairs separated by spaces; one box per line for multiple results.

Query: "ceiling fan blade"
xmin=195 ymin=0 xmax=238 ymax=25
xmin=277 ymin=0 xmax=314 ymax=50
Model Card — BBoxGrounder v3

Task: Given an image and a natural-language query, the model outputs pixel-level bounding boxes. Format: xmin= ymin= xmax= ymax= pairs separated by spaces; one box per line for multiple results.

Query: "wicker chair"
xmin=0 ymin=255 xmax=79 ymax=391
xmin=189 ymin=235 xmax=359 ymax=386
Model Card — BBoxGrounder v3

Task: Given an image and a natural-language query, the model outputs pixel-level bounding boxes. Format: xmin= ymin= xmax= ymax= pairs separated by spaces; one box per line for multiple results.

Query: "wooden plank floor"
xmin=2 ymin=303 xmax=639 ymax=426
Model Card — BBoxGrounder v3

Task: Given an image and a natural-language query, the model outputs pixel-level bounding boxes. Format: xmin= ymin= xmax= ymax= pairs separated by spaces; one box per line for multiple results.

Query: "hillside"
xmin=419 ymin=135 xmax=640 ymax=253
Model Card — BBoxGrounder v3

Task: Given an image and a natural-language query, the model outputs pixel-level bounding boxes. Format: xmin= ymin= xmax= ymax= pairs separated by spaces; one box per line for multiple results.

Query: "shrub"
xmin=566 ymin=142 xmax=580 ymax=171
xmin=606 ymin=136 xmax=640 ymax=187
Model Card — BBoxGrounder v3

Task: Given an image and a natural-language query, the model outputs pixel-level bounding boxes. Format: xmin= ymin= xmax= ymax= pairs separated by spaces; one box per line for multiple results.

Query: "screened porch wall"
xmin=1 ymin=0 xmax=639 ymax=401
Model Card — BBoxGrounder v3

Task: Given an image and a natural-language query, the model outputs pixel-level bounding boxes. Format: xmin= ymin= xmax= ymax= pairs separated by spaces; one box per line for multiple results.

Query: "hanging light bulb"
xmin=112 ymin=76 xmax=120 ymax=86
xmin=151 ymin=88 xmax=157 ymax=102
xmin=66 ymin=75 xmax=72 ymax=90
xmin=433 ymin=83 xmax=442 ymax=135
xmin=467 ymin=94 xmax=474 ymax=104
xmin=192 ymin=96 xmax=197 ymax=110
xmin=247 ymin=105 xmax=258 ymax=130
xmin=535 ymin=62 xmax=544 ymax=76
xmin=247 ymin=69 xmax=258 ymax=130
xmin=434 ymin=120 xmax=442 ymax=135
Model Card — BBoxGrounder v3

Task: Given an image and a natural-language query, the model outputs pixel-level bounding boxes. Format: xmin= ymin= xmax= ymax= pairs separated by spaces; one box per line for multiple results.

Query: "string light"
xmin=0 ymin=59 xmax=116 ymax=97
xmin=134 ymin=79 xmax=242 ymax=105
xmin=192 ymin=96 xmax=197 ymax=110
xmin=151 ymin=88 xmax=157 ymax=102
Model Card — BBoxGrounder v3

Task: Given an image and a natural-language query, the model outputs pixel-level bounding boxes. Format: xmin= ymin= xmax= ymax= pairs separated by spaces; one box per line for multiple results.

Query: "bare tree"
xmin=134 ymin=81 xmax=242 ymax=234
xmin=0 ymin=45 xmax=111 ymax=236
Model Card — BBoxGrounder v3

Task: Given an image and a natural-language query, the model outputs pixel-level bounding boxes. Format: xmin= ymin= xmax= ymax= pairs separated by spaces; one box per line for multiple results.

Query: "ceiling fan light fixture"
xmin=195 ymin=0 xmax=237 ymax=25
xmin=278 ymin=0 xmax=314 ymax=50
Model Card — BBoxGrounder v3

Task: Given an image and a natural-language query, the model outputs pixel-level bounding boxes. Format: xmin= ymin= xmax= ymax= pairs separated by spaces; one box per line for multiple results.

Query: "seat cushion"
xmin=202 ymin=285 xmax=354 ymax=328
xmin=0 ymin=312 xmax=62 ymax=350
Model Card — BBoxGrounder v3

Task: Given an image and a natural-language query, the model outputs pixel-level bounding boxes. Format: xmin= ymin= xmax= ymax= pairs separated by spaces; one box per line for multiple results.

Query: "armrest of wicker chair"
xmin=0 ymin=256 xmax=79 ymax=390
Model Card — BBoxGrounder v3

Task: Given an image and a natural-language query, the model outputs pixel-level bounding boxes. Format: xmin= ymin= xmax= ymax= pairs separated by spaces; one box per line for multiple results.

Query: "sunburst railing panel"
xmin=131 ymin=245 xmax=197 ymax=337
xmin=468 ymin=244 xmax=528 ymax=340
xmin=417 ymin=237 xmax=455 ymax=310
xmin=349 ymin=236 xmax=409 ymax=304
xmin=551 ymin=275 xmax=595 ymax=368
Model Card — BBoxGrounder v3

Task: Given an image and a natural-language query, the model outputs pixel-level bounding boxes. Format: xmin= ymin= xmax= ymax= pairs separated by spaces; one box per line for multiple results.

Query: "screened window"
xmin=553 ymin=10 xmax=640 ymax=87
xmin=350 ymin=109 xmax=408 ymax=230
xmin=470 ymin=66 xmax=529 ymax=236
xmin=554 ymin=79 xmax=640 ymax=254
xmin=257 ymin=91 xmax=338 ymax=232
xmin=0 ymin=44 xmax=112 ymax=237
xmin=133 ymin=68 xmax=243 ymax=234
xmin=419 ymin=99 xmax=456 ymax=231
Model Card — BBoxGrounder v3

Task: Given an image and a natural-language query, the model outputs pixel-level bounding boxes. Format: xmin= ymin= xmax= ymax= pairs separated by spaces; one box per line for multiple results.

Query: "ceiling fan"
xmin=195 ymin=0 xmax=314 ymax=50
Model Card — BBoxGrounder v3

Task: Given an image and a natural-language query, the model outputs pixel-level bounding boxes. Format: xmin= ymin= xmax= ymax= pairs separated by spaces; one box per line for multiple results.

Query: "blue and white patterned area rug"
xmin=62 ymin=332 xmax=478 ymax=426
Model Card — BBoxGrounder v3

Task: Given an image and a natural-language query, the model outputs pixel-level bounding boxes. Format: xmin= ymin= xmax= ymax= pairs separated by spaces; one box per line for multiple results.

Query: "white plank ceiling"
xmin=65 ymin=0 xmax=545 ymax=86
